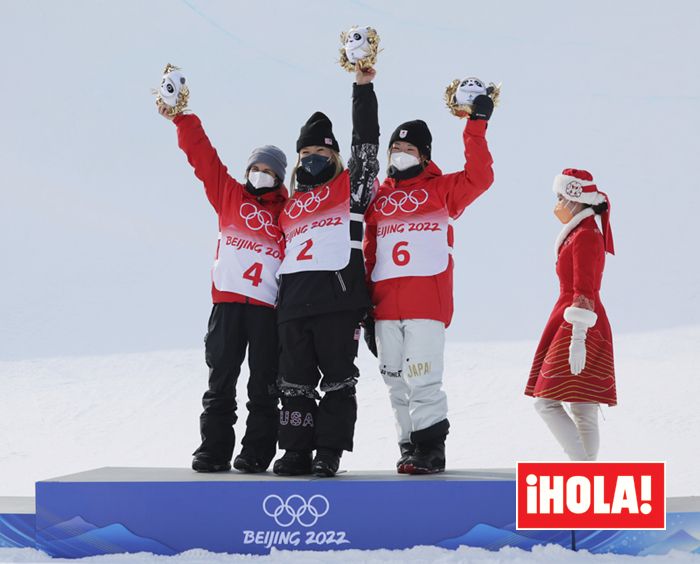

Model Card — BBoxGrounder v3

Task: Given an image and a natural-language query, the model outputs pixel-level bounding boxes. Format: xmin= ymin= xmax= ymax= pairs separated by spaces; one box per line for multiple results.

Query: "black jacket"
xmin=277 ymin=83 xmax=380 ymax=323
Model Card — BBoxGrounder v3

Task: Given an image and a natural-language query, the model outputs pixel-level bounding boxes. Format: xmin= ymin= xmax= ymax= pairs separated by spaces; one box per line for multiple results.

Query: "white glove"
xmin=563 ymin=306 xmax=598 ymax=376
xmin=569 ymin=324 xmax=587 ymax=375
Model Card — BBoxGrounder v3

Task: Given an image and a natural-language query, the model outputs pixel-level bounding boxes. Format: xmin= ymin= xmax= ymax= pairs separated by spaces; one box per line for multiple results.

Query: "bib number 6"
xmin=392 ymin=241 xmax=410 ymax=266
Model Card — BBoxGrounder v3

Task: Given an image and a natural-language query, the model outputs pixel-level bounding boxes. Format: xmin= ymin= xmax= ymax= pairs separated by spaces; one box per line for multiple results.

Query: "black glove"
xmin=471 ymin=94 xmax=494 ymax=121
xmin=361 ymin=314 xmax=378 ymax=357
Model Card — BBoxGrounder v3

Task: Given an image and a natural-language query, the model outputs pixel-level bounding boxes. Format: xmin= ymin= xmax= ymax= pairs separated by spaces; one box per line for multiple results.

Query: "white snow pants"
xmin=534 ymin=398 xmax=600 ymax=461
xmin=375 ymin=319 xmax=446 ymax=444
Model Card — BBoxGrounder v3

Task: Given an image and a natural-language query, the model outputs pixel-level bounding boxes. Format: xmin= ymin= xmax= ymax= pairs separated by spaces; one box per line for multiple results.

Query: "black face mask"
xmin=300 ymin=154 xmax=332 ymax=176
xmin=296 ymin=154 xmax=335 ymax=188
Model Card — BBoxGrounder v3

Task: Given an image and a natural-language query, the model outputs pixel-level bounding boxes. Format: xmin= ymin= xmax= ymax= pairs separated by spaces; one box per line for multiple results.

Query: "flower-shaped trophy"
xmin=339 ymin=26 xmax=381 ymax=72
xmin=444 ymin=77 xmax=501 ymax=118
xmin=154 ymin=63 xmax=189 ymax=117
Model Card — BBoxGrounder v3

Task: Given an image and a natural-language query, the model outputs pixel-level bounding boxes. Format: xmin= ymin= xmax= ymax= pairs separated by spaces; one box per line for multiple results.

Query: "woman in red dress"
xmin=525 ymin=168 xmax=616 ymax=461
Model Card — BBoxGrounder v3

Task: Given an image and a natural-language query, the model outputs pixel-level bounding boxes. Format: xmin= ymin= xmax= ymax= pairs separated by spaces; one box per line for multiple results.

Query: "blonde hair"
xmin=290 ymin=151 xmax=345 ymax=192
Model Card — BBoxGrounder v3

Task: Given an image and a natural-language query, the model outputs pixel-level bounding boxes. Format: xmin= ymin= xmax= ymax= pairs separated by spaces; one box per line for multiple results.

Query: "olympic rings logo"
xmin=284 ymin=186 xmax=331 ymax=219
xmin=239 ymin=202 xmax=280 ymax=240
xmin=373 ymin=189 xmax=429 ymax=216
xmin=262 ymin=494 xmax=330 ymax=527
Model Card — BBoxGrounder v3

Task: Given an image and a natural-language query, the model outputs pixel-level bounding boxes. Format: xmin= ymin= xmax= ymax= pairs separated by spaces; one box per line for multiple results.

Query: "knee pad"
xmin=322 ymin=385 xmax=356 ymax=399
xmin=277 ymin=377 xmax=320 ymax=400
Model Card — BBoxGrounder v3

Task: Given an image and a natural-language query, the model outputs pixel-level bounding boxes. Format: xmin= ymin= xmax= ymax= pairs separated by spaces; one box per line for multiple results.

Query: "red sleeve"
xmin=435 ymin=119 xmax=494 ymax=219
xmin=363 ymin=223 xmax=377 ymax=287
xmin=572 ymin=229 xmax=605 ymax=309
xmin=174 ymin=113 xmax=244 ymax=214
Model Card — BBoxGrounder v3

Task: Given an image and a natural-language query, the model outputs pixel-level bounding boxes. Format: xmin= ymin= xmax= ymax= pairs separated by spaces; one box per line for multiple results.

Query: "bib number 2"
xmin=392 ymin=241 xmax=410 ymax=266
xmin=297 ymin=239 xmax=314 ymax=261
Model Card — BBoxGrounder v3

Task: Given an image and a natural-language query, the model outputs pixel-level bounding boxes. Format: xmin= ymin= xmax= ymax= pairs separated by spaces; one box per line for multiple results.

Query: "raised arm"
xmin=436 ymin=117 xmax=494 ymax=219
xmin=171 ymin=112 xmax=243 ymax=214
xmin=348 ymin=66 xmax=380 ymax=214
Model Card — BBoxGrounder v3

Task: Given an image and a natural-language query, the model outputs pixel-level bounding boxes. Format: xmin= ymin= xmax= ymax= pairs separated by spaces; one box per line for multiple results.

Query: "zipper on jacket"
xmin=335 ymin=271 xmax=347 ymax=293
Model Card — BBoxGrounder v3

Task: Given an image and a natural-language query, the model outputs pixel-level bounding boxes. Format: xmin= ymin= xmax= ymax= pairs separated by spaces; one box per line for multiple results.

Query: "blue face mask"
xmin=300 ymin=154 xmax=331 ymax=177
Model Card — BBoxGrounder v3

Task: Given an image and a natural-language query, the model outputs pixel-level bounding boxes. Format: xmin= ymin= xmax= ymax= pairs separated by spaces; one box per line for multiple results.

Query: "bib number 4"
xmin=242 ymin=262 xmax=263 ymax=287
xmin=392 ymin=241 xmax=410 ymax=266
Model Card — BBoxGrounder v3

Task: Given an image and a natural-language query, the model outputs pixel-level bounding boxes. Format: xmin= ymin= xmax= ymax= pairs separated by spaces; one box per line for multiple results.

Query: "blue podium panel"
xmin=36 ymin=467 xmax=517 ymax=557
xmin=34 ymin=468 xmax=700 ymax=559
xmin=0 ymin=497 xmax=36 ymax=549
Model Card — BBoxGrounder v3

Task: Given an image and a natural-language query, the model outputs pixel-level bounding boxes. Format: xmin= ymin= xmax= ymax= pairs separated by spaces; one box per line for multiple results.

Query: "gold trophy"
xmin=339 ymin=26 xmax=381 ymax=72
xmin=154 ymin=64 xmax=189 ymax=117
xmin=444 ymin=77 xmax=501 ymax=118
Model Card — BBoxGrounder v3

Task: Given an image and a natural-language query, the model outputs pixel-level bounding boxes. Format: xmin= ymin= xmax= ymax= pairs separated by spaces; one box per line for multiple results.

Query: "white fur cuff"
xmin=564 ymin=306 xmax=598 ymax=328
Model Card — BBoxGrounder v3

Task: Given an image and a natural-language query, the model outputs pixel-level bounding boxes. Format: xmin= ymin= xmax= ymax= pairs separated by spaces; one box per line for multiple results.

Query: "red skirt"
xmin=525 ymin=294 xmax=617 ymax=406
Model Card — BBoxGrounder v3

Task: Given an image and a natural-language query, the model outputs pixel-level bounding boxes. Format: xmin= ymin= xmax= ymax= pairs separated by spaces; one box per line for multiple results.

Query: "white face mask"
xmin=390 ymin=152 xmax=421 ymax=171
xmin=248 ymin=170 xmax=276 ymax=190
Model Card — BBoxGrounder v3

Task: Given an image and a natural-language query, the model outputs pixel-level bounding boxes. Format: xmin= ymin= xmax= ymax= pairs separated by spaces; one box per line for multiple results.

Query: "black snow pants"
xmin=277 ymin=310 xmax=362 ymax=453
xmin=193 ymin=302 xmax=279 ymax=466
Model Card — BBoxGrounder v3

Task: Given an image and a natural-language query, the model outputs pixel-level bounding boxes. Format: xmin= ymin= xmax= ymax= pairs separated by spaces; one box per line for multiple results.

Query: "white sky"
xmin=1 ymin=0 xmax=698 ymax=359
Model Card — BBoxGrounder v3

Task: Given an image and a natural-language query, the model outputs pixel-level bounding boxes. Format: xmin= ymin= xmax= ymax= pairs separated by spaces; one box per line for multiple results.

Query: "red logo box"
xmin=516 ymin=462 xmax=666 ymax=530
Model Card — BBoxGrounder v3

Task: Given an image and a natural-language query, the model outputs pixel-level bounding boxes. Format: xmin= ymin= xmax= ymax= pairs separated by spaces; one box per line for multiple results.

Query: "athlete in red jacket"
xmin=363 ymin=95 xmax=494 ymax=473
xmin=160 ymin=105 xmax=288 ymax=474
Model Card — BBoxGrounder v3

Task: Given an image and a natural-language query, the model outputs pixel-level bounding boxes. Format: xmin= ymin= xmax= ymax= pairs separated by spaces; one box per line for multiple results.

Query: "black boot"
xmin=396 ymin=442 xmax=415 ymax=474
xmin=404 ymin=438 xmax=445 ymax=475
xmin=273 ymin=450 xmax=312 ymax=476
xmin=233 ymin=449 xmax=270 ymax=473
xmin=192 ymin=454 xmax=231 ymax=473
xmin=311 ymin=447 xmax=342 ymax=477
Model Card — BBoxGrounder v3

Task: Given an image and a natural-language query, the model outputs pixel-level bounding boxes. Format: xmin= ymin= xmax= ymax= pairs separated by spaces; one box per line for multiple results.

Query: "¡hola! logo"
xmin=516 ymin=462 xmax=666 ymax=530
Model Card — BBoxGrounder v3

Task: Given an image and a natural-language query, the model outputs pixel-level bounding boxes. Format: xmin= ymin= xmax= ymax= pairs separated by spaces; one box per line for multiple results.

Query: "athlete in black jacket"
xmin=273 ymin=65 xmax=379 ymax=477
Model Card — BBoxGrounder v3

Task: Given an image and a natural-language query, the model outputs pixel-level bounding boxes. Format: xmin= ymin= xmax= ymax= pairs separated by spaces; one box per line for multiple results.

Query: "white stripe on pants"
xmin=375 ymin=319 xmax=447 ymax=443
xmin=534 ymin=398 xmax=600 ymax=461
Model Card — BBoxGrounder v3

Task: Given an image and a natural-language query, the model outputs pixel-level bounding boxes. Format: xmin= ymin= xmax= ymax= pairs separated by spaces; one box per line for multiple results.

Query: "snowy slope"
xmin=1 ymin=326 xmax=698 ymax=498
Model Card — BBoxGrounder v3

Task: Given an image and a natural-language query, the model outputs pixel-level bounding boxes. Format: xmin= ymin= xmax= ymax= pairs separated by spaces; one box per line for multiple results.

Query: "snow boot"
xmin=403 ymin=438 xmax=445 ymax=475
xmin=396 ymin=442 xmax=415 ymax=474
xmin=233 ymin=450 xmax=269 ymax=473
xmin=192 ymin=455 xmax=231 ymax=473
xmin=312 ymin=447 xmax=342 ymax=477
xmin=272 ymin=450 xmax=312 ymax=476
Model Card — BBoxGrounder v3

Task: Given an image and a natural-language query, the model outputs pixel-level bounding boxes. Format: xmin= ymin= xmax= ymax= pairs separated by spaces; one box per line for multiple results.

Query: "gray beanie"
xmin=246 ymin=145 xmax=287 ymax=182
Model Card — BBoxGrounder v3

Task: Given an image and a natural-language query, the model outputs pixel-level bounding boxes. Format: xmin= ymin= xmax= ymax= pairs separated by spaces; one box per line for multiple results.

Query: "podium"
xmin=1 ymin=467 xmax=698 ymax=558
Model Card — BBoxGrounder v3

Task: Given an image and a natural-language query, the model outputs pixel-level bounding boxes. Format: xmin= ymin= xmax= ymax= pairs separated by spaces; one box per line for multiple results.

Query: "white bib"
xmin=212 ymin=201 xmax=284 ymax=305
xmin=278 ymin=173 xmax=352 ymax=275
xmin=369 ymin=188 xmax=451 ymax=282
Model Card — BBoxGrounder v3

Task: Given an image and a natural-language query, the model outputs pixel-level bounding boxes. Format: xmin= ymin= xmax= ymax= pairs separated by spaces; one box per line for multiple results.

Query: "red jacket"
xmin=364 ymin=119 xmax=493 ymax=326
xmin=525 ymin=215 xmax=616 ymax=405
xmin=174 ymin=113 xmax=288 ymax=306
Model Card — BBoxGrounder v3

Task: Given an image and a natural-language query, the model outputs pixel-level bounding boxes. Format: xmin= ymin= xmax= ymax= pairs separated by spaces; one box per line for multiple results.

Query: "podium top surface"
xmin=39 ymin=466 xmax=517 ymax=483
xmin=0 ymin=497 xmax=35 ymax=514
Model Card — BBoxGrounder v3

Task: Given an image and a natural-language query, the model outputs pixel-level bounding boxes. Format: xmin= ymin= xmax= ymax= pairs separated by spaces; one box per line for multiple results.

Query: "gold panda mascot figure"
xmin=444 ymin=77 xmax=501 ymax=118
xmin=339 ymin=25 xmax=381 ymax=72
xmin=154 ymin=63 xmax=189 ymax=117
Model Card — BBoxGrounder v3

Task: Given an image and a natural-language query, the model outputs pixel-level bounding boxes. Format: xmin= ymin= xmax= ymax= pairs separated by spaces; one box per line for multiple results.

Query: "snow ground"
xmin=3 ymin=544 xmax=700 ymax=563
xmin=0 ymin=326 xmax=698 ymax=498
xmin=1 ymin=326 xmax=698 ymax=563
